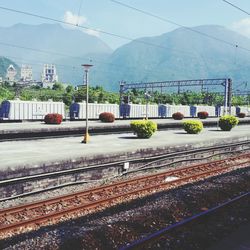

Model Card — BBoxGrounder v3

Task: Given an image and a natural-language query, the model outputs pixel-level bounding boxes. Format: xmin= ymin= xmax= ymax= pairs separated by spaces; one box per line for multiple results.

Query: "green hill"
xmin=0 ymin=56 xmax=20 ymax=79
xmin=93 ymin=25 xmax=250 ymax=91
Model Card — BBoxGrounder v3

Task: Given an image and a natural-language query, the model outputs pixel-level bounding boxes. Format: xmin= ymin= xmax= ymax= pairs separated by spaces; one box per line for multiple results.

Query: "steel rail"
xmin=0 ymin=154 xmax=249 ymax=238
xmin=0 ymin=153 xmax=248 ymax=215
xmin=1 ymin=140 xmax=250 ymax=187
xmin=1 ymin=144 xmax=249 ymax=203
xmin=0 ymin=164 xmax=239 ymax=233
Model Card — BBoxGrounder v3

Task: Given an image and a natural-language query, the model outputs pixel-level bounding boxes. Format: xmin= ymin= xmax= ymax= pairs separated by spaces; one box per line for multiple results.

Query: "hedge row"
xmin=43 ymin=112 xmax=240 ymax=137
xmin=130 ymin=115 xmax=239 ymax=138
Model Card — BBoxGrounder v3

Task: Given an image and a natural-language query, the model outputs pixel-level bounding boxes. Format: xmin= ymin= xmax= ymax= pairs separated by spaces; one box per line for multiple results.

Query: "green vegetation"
xmin=125 ymin=89 xmax=250 ymax=106
xmin=183 ymin=120 xmax=203 ymax=134
xmin=0 ymin=56 xmax=20 ymax=78
xmin=0 ymin=82 xmax=250 ymax=110
xmin=130 ymin=120 xmax=157 ymax=138
xmin=0 ymin=83 xmax=119 ymax=108
xmin=0 ymin=85 xmax=15 ymax=101
xmin=219 ymin=115 xmax=239 ymax=131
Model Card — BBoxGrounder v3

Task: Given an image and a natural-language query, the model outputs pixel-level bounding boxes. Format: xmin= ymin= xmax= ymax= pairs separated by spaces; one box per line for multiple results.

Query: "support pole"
xmin=227 ymin=78 xmax=232 ymax=115
xmin=223 ymin=79 xmax=228 ymax=115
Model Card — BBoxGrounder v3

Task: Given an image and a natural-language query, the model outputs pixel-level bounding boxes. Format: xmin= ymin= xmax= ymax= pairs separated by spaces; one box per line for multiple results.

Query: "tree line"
xmin=0 ymin=82 xmax=249 ymax=107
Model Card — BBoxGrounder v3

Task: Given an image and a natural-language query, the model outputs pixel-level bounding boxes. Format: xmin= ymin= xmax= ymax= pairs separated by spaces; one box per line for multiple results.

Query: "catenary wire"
xmin=0 ymin=5 xmax=200 ymax=58
xmin=0 ymin=41 xmax=170 ymax=76
xmin=222 ymin=0 xmax=250 ymax=15
xmin=109 ymin=0 xmax=250 ymax=54
xmin=1 ymin=3 xmax=250 ymax=83
xmin=0 ymin=3 xmax=244 ymax=72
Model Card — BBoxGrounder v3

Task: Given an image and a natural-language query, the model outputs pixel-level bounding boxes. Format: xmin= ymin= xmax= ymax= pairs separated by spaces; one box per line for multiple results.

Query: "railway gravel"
xmin=0 ymin=167 xmax=249 ymax=250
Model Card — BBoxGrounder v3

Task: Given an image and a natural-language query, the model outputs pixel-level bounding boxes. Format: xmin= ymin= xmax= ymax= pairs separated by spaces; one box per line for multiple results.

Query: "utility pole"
xmin=81 ymin=64 xmax=93 ymax=144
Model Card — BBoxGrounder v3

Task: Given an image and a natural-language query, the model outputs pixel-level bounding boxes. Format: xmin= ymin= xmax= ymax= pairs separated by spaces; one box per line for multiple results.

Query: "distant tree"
xmin=66 ymin=85 xmax=74 ymax=93
xmin=62 ymin=93 xmax=73 ymax=106
xmin=52 ymin=82 xmax=64 ymax=91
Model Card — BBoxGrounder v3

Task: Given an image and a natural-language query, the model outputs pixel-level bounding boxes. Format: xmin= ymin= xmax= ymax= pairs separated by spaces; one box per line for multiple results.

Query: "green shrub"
xmin=219 ymin=115 xmax=239 ymax=131
xmin=130 ymin=120 xmax=157 ymax=138
xmin=172 ymin=112 xmax=184 ymax=120
xmin=183 ymin=120 xmax=203 ymax=134
xmin=99 ymin=112 xmax=115 ymax=123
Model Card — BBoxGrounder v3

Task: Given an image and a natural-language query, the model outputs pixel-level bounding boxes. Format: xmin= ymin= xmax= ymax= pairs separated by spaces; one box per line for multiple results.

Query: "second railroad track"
xmin=0 ymin=152 xmax=250 ymax=239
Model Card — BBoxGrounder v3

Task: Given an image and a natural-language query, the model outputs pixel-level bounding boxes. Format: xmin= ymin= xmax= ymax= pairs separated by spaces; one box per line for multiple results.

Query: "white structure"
xmin=0 ymin=100 xmax=65 ymax=120
xmin=41 ymin=64 xmax=58 ymax=88
xmin=129 ymin=104 xmax=159 ymax=118
xmin=73 ymin=103 xmax=119 ymax=119
xmin=6 ymin=64 xmax=17 ymax=82
xmin=20 ymin=65 xmax=32 ymax=82
xmin=0 ymin=76 xmax=2 ymax=84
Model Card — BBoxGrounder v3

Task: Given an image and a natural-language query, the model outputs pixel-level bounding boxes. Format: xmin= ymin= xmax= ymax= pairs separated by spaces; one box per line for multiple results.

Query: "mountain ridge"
xmin=1 ymin=23 xmax=250 ymax=91
xmin=92 ymin=24 xmax=250 ymax=91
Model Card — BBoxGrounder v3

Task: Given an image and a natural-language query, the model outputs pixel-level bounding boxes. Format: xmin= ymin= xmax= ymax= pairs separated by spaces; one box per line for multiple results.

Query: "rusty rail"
xmin=0 ymin=153 xmax=250 ymax=239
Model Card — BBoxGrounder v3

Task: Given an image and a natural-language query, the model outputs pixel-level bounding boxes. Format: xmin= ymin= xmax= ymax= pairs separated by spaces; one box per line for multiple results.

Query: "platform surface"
xmin=1 ymin=118 xmax=248 ymax=133
xmin=0 ymin=125 xmax=250 ymax=170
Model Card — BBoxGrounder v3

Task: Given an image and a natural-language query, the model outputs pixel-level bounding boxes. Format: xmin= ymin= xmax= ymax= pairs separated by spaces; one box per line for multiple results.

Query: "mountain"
xmin=0 ymin=23 xmax=112 ymax=82
xmin=0 ymin=56 xmax=20 ymax=79
xmin=2 ymin=24 xmax=250 ymax=92
xmin=93 ymin=25 xmax=250 ymax=91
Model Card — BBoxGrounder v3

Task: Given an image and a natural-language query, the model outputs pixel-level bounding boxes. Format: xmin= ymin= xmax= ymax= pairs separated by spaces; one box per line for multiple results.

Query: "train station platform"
xmin=1 ymin=117 xmax=250 ymax=140
xmin=1 ymin=124 xmax=250 ymax=172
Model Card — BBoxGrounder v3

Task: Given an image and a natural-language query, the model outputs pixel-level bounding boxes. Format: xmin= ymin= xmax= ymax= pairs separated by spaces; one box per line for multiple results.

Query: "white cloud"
xmin=64 ymin=11 xmax=87 ymax=26
xmin=63 ymin=11 xmax=100 ymax=37
xmin=231 ymin=18 xmax=250 ymax=38
xmin=85 ymin=29 xmax=100 ymax=37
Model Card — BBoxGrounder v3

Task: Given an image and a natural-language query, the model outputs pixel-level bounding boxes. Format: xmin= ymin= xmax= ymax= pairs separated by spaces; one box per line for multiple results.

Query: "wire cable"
xmin=222 ymin=0 xmax=250 ymax=15
xmin=109 ymin=0 xmax=250 ymax=54
xmin=0 ymin=5 xmax=199 ymax=58
xmin=77 ymin=0 xmax=84 ymax=26
xmin=0 ymin=3 xmax=249 ymax=56
xmin=0 ymin=41 xmax=169 ymax=76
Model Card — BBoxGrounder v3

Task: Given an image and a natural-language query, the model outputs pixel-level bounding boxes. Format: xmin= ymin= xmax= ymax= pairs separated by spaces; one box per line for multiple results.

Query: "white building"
xmin=6 ymin=64 xmax=17 ymax=82
xmin=20 ymin=65 xmax=32 ymax=82
xmin=41 ymin=64 xmax=58 ymax=88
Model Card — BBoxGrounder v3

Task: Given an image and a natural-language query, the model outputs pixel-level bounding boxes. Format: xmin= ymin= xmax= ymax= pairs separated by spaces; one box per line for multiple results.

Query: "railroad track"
xmin=0 ymin=153 xmax=250 ymax=239
xmin=1 ymin=140 xmax=250 ymax=203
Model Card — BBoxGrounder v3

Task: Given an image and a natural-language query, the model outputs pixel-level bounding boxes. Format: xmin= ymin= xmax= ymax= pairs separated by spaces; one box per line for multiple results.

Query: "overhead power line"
xmin=0 ymin=5 xmax=199 ymax=58
xmin=0 ymin=41 xmax=175 ymax=77
xmin=77 ymin=0 xmax=84 ymax=26
xmin=222 ymin=0 xmax=250 ymax=15
xmin=1 ymin=2 xmax=250 ymax=83
xmin=109 ymin=0 xmax=250 ymax=53
xmin=2 ymin=54 xmax=81 ymax=70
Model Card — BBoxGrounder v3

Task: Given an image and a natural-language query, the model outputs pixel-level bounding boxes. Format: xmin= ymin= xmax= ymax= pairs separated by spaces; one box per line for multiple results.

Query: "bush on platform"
xmin=183 ymin=120 xmax=203 ymax=134
xmin=130 ymin=120 xmax=157 ymax=138
xmin=197 ymin=111 xmax=209 ymax=119
xmin=172 ymin=112 xmax=184 ymax=120
xmin=99 ymin=112 xmax=115 ymax=123
xmin=44 ymin=113 xmax=63 ymax=124
xmin=219 ymin=115 xmax=239 ymax=131
xmin=237 ymin=112 xmax=246 ymax=118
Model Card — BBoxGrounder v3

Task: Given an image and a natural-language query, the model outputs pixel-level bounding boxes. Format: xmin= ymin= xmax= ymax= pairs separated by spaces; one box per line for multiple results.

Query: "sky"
xmin=0 ymin=0 xmax=250 ymax=49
